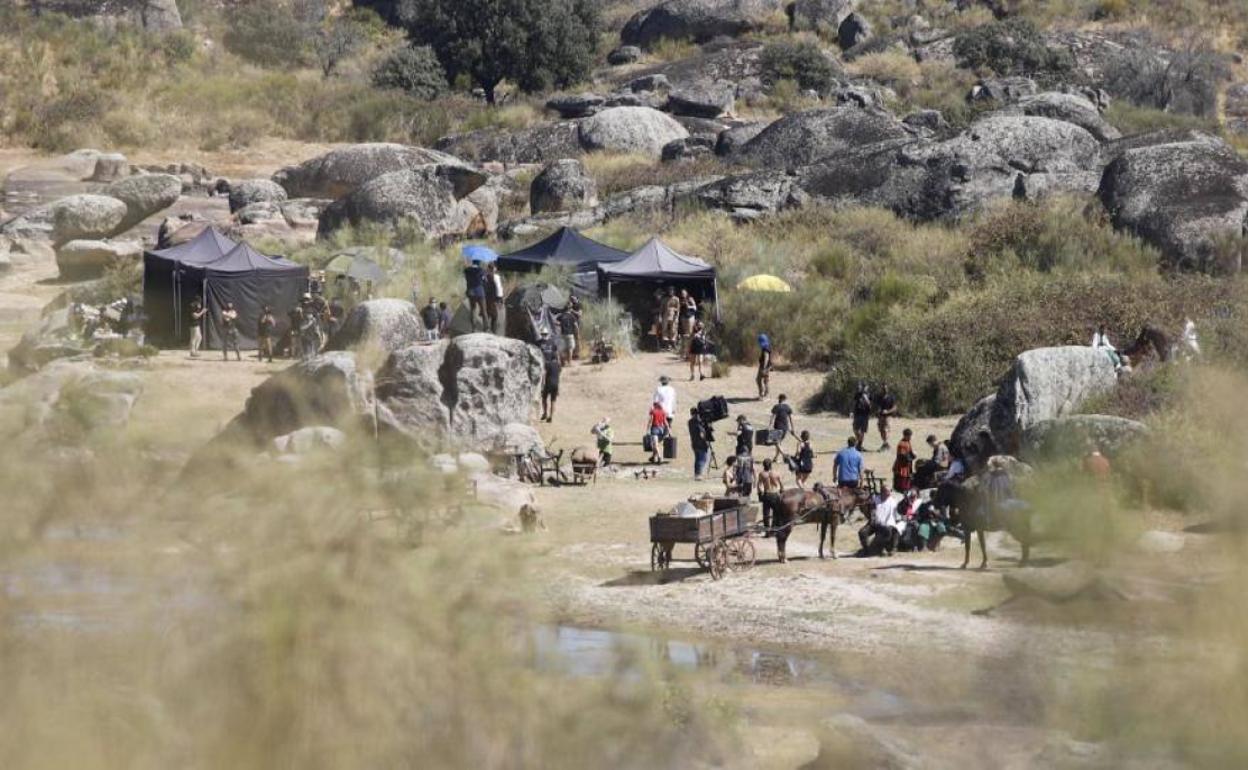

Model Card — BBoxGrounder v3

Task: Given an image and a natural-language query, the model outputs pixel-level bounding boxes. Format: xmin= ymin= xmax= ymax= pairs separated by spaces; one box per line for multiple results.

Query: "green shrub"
xmin=371 ymin=44 xmax=448 ymax=100
xmin=759 ymin=40 xmax=839 ymax=94
xmin=223 ymin=0 xmax=317 ymax=68
xmin=953 ymin=18 xmax=1073 ymax=78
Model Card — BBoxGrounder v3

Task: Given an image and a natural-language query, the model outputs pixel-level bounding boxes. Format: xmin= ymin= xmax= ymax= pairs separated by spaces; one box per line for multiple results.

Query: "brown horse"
xmin=1120 ymin=324 xmax=1174 ymax=364
xmin=936 ymin=478 xmax=1032 ymax=569
xmin=775 ymin=484 xmax=870 ymax=560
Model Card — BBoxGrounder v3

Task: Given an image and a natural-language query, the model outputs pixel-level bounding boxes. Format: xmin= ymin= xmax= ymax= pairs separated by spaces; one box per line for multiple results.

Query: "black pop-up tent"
xmin=143 ymin=228 xmax=309 ymax=349
xmin=498 ymin=227 xmax=629 ymax=296
xmin=598 ymin=238 xmax=719 ymax=319
xmin=197 ymin=244 xmax=309 ymax=350
xmin=143 ymin=227 xmax=239 ymax=347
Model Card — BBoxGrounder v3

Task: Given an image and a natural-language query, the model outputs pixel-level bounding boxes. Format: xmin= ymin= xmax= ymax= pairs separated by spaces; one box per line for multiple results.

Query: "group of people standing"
xmin=186 ymin=292 xmax=336 ymax=363
xmin=462 ymin=260 xmax=505 ymax=334
xmin=653 ymin=287 xmax=712 ymax=379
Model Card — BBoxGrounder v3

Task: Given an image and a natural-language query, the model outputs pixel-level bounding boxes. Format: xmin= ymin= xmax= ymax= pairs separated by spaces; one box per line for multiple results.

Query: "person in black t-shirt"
xmin=852 ymin=383 xmax=872 ymax=452
xmin=876 ymin=383 xmax=897 ymax=452
xmin=463 ymin=260 xmax=485 ymax=329
xmin=541 ymin=351 xmax=561 ymax=423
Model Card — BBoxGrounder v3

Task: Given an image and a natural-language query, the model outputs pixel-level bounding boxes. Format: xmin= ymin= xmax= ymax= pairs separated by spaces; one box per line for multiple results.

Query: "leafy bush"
xmin=223 ymin=0 xmax=318 ymax=68
xmin=372 ymin=44 xmax=448 ymax=100
xmin=759 ymin=40 xmax=839 ymax=94
xmin=953 ymin=18 xmax=1073 ymax=78
xmin=1102 ymin=101 xmax=1221 ymax=136
xmin=846 ymin=50 xmax=920 ymax=94
xmin=398 ymin=0 xmax=601 ymax=104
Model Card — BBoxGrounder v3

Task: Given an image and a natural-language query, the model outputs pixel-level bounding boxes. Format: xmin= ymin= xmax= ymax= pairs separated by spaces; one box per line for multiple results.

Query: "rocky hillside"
xmin=1 ymin=0 xmax=1246 ymax=414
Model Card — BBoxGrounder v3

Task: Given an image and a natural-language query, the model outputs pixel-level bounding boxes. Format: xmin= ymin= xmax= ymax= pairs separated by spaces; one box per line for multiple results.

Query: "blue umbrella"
xmin=462 ymin=244 xmax=498 ymax=263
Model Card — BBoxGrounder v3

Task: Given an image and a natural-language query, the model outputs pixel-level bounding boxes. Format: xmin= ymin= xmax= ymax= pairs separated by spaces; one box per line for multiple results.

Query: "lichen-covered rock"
xmin=374 ymin=342 xmax=451 ymax=442
xmin=578 ymin=106 xmax=690 ymax=158
xmin=102 ymin=173 xmax=183 ymax=232
xmin=228 ymin=178 xmax=289 ymax=213
xmin=1098 ymin=132 xmax=1248 ymax=273
xmin=316 ymin=164 xmax=490 ymax=239
xmin=621 ymin=0 xmax=781 ymax=49
xmin=1021 ymin=414 xmax=1149 ymax=461
xmin=733 ymin=106 xmax=910 ymax=169
xmin=987 ymin=346 xmax=1119 ymax=456
xmin=665 ymin=81 xmax=735 ymax=118
xmin=55 ymin=239 xmax=142 ymax=279
xmin=530 ymin=159 xmax=599 ymax=214
xmin=233 ymin=352 xmax=377 ymax=441
xmin=435 ymin=123 xmax=584 ymax=164
xmin=546 ymin=93 xmax=605 ymax=119
xmin=274 ymin=143 xmax=462 ymax=199
xmin=442 ymin=334 xmax=543 ymax=449
xmin=48 ymin=194 xmax=128 ymax=246
xmin=0 ymin=361 xmax=143 ymax=444
xmin=993 ymin=92 xmax=1120 ymax=142
xmin=325 ymin=299 xmax=424 ymax=355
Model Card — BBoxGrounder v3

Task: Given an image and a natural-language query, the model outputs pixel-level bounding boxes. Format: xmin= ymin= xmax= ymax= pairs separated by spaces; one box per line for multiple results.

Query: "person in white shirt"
xmin=1090 ymin=324 xmax=1122 ymax=369
xmin=859 ymin=485 xmax=900 ymax=555
xmin=653 ymin=375 xmax=677 ymax=420
xmin=1182 ymin=317 xmax=1201 ymax=360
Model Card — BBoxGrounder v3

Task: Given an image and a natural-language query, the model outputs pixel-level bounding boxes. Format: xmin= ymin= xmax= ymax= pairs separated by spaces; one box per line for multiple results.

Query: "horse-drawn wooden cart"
xmin=649 ymin=497 xmax=759 ymax=580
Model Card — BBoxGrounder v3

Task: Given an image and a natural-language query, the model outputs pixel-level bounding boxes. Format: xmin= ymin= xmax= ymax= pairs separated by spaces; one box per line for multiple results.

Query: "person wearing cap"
xmin=591 ymin=417 xmax=614 ymax=466
xmin=732 ymin=413 xmax=754 ymax=458
xmin=756 ymin=333 xmax=772 ymax=399
xmin=220 ymin=301 xmax=241 ymax=361
xmin=653 ymin=376 xmax=677 ymax=420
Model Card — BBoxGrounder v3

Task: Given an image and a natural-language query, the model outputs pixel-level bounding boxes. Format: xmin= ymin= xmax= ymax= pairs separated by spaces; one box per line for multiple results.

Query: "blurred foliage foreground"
xmin=0 ymin=427 xmax=732 ymax=770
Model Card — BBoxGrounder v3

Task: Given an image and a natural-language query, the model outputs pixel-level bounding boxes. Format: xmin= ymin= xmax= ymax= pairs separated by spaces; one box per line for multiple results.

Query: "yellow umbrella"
xmin=736 ymin=274 xmax=792 ymax=292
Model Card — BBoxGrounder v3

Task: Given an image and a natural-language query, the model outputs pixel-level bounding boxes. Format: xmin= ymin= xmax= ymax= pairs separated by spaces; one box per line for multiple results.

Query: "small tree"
xmin=394 ymin=0 xmax=599 ymax=104
xmin=314 ymin=9 xmax=380 ymax=77
xmin=371 ymin=43 xmax=448 ymax=100
xmin=953 ymin=18 xmax=1073 ymax=79
xmin=759 ymin=40 xmax=840 ymax=94
xmin=224 ymin=0 xmax=324 ymax=68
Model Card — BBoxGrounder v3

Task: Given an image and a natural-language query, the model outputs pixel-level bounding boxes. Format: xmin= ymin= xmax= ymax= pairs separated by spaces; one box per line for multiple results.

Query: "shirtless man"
xmin=758 ymin=459 xmax=785 ymax=558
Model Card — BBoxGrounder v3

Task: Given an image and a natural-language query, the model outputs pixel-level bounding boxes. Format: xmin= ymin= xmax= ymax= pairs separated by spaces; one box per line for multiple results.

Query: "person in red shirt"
xmin=1083 ymin=449 xmax=1111 ymax=480
xmin=646 ymin=401 xmax=669 ymax=464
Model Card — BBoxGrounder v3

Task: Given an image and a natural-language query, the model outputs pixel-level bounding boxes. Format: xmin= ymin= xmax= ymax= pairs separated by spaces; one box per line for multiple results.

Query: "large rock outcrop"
xmin=325 ymin=299 xmax=424 ymax=355
xmin=732 ymin=106 xmax=911 ymax=169
xmin=211 ymin=336 xmax=541 ymax=454
xmin=49 ymin=194 xmax=128 ymax=246
xmin=7 ymin=308 xmax=91 ymax=375
xmin=274 ymin=143 xmax=462 ymax=199
xmin=229 ymin=178 xmax=289 ymax=213
xmin=530 ymin=159 xmax=598 ymax=214
xmin=789 ymin=0 xmax=857 ymax=32
xmin=950 ymin=394 xmax=997 ymax=460
xmin=435 ymin=123 xmax=584 ymax=164
xmin=986 ymin=346 xmax=1119 ymax=456
xmin=0 ymin=361 xmax=143 ymax=445
xmin=992 ymin=92 xmax=1121 ymax=142
xmin=578 ymin=107 xmax=690 ymax=158
xmin=316 ymin=164 xmax=491 ymax=239
xmin=1098 ymin=132 xmax=1248 ymax=273
xmin=796 ymin=116 xmax=1103 ymax=220
xmin=440 ymin=334 xmax=543 ymax=449
xmin=55 ymin=238 xmax=143 ymax=279
xmin=621 ymin=0 xmax=781 ymax=49
xmin=102 ymin=174 xmax=183 ymax=233
xmin=1021 ymin=414 xmax=1149 ymax=461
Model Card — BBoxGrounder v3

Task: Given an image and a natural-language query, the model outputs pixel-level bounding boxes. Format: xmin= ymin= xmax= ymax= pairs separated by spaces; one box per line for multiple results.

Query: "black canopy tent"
xmin=498 ymin=227 xmax=630 ymax=296
xmin=143 ymin=229 xmax=308 ymax=350
xmin=197 ymin=244 xmax=309 ymax=350
xmin=143 ymin=227 xmax=239 ymax=347
xmin=597 ymin=237 xmax=719 ymax=320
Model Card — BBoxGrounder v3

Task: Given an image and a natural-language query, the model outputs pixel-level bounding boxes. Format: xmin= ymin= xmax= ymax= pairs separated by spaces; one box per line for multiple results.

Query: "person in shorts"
xmin=876 ymin=383 xmax=897 ymax=452
xmin=851 ymin=383 xmax=872 ymax=451
xmin=541 ymin=351 xmax=561 ymax=423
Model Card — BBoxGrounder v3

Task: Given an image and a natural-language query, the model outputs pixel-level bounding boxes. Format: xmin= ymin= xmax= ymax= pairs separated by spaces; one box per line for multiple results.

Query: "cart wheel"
xmin=650 ymin=543 xmax=666 ymax=571
xmin=694 ymin=542 xmax=710 ymax=569
xmin=727 ymin=539 xmax=756 ymax=572
xmin=708 ymin=541 xmax=728 ymax=580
